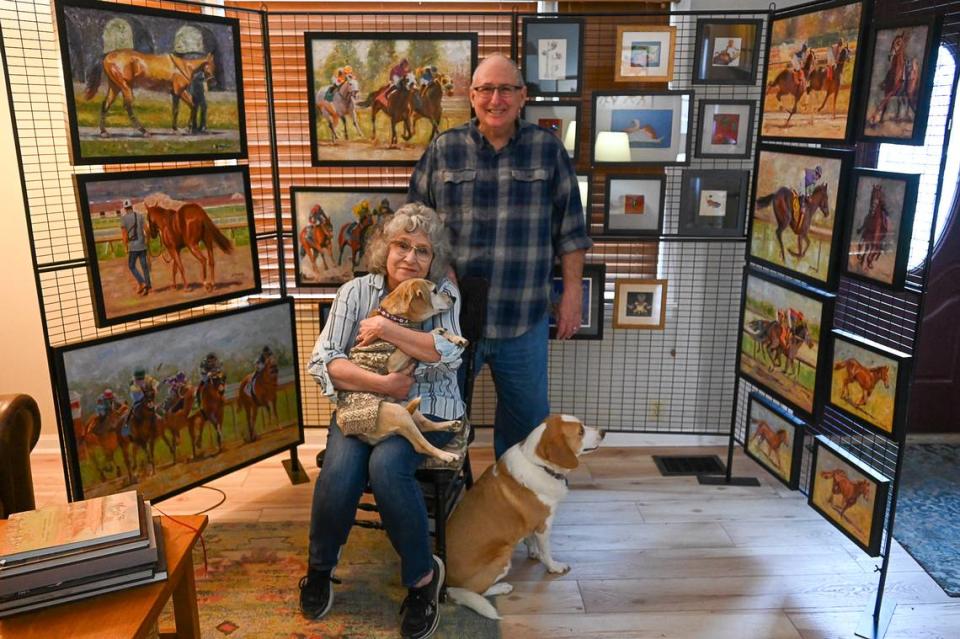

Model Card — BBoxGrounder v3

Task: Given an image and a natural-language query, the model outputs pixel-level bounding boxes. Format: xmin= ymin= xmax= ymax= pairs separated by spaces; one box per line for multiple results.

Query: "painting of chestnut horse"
xmin=745 ymin=394 xmax=803 ymax=487
xmin=146 ymin=201 xmax=234 ymax=292
xmin=829 ymin=332 xmax=903 ymax=435
xmin=845 ymin=172 xmax=914 ymax=287
xmin=237 ymin=354 xmax=279 ymax=443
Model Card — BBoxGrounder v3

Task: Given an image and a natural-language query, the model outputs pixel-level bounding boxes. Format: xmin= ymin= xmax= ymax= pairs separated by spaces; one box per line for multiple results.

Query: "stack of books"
xmin=0 ymin=490 xmax=167 ymax=617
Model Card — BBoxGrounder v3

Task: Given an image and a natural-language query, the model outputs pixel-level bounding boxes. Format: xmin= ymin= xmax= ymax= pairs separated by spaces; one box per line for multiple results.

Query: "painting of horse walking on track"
xmin=745 ymin=392 xmax=805 ymax=489
xmin=53 ymin=300 xmax=302 ymax=501
xmin=54 ymin=0 xmax=246 ymax=164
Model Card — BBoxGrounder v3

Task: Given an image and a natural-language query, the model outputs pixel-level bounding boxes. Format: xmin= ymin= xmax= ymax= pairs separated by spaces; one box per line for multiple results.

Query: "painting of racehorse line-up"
xmin=54 ymin=0 xmax=246 ymax=165
xmin=306 ymin=32 xmax=477 ymax=166
xmin=859 ymin=18 xmax=942 ymax=145
xmin=828 ymin=329 xmax=911 ymax=441
xmin=75 ymin=166 xmax=260 ymax=327
xmin=749 ymin=145 xmax=851 ymax=289
xmin=744 ymin=392 xmax=806 ymax=489
xmin=739 ymin=268 xmax=834 ymax=418
xmin=808 ymin=435 xmax=890 ymax=556
xmin=842 ymin=169 xmax=919 ymax=289
xmin=291 ymin=187 xmax=407 ymax=287
xmin=760 ymin=0 xmax=865 ymax=142
xmin=53 ymin=300 xmax=302 ymax=501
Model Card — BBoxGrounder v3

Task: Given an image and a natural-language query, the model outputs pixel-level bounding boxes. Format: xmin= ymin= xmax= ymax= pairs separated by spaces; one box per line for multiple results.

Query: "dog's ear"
xmin=535 ymin=416 xmax=579 ymax=470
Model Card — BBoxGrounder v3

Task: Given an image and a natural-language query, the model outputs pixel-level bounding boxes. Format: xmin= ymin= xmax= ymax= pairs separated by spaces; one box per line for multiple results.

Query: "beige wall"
xmin=0 ymin=62 xmax=57 ymax=434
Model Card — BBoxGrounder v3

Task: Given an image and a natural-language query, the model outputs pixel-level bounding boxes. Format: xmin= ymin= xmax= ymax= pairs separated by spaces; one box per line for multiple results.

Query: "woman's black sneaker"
xmin=399 ymin=555 xmax=444 ymax=639
xmin=298 ymin=569 xmax=339 ymax=620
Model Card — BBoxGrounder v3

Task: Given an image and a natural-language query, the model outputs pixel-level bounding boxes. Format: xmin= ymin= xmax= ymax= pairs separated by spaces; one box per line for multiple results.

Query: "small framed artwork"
xmin=602 ymin=175 xmax=665 ymax=237
xmin=859 ymin=17 xmax=942 ymax=145
xmin=318 ymin=298 xmax=334 ymax=327
xmin=522 ymin=101 xmax=581 ymax=161
xmin=738 ymin=266 xmax=835 ymax=419
xmin=613 ymin=279 xmax=667 ymax=330
xmin=678 ymin=169 xmax=749 ymax=238
xmin=828 ymin=329 xmax=911 ymax=441
xmin=693 ymin=19 xmax=763 ymax=84
xmin=748 ymin=144 xmax=853 ymax=290
xmin=842 ymin=169 xmax=919 ymax=289
xmin=292 ymin=187 xmax=407 ymax=287
xmin=696 ymin=100 xmax=756 ymax=159
xmin=745 ymin=392 xmax=806 ymax=489
xmin=548 ymin=264 xmax=605 ymax=340
xmin=75 ymin=166 xmax=261 ymax=327
xmin=522 ymin=17 xmax=585 ymax=97
xmin=615 ymin=25 xmax=676 ymax=83
xmin=808 ymin=435 xmax=890 ymax=556
xmin=592 ymin=91 xmax=692 ymax=166
xmin=576 ymin=173 xmax=593 ymax=225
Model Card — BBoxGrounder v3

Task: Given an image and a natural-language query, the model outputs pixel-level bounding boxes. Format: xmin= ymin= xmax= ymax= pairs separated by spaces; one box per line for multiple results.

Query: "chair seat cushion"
xmin=418 ymin=420 xmax=471 ymax=472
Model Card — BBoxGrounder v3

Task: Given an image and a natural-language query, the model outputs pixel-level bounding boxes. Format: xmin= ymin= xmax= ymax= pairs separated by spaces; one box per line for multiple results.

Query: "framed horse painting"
xmin=745 ymin=392 xmax=805 ymax=489
xmin=54 ymin=0 xmax=247 ymax=165
xmin=859 ymin=17 xmax=942 ymax=145
xmin=759 ymin=0 xmax=866 ymax=143
xmin=51 ymin=299 xmax=303 ymax=502
xmin=74 ymin=166 xmax=261 ymax=327
xmin=748 ymin=144 xmax=852 ymax=290
xmin=808 ymin=435 xmax=890 ymax=556
xmin=291 ymin=187 xmax=407 ymax=287
xmin=305 ymin=32 xmax=478 ymax=166
xmin=827 ymin=329 xmax=911 ymax=441
xmin=737 ymin=267 xmax=835 ymax=419
xmin=841 ymin=169 xmax=919 ymax=290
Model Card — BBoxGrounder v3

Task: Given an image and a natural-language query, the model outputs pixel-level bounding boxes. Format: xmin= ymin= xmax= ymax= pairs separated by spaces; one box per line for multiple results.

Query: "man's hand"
xmin=555 ymin=285 xmax=582 ymax=340
xmin=380 ymin=362 xmax=416 ymax=400
xmin=356 ymin=315 xmax=397 ymax=346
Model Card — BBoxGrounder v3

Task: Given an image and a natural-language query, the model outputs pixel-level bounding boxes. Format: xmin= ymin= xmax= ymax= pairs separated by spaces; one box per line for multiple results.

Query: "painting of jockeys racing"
xmin=53 ymin=300 xmax=302 ymax=501
xmin=305 ymin=32 xmax=477 ymax=166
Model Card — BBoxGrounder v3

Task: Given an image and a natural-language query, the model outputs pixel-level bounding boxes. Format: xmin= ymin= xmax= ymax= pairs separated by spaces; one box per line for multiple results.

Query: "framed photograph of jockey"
xmin=614 ymin=25 xmax=676 ymax=83
xmin=601 ymin=175 xmax=666 ymax=238
xmin=522 ymin=101 xmax=581 ymax=162
xmin=677 ymin=169 xmax=749 ymax=238
xmin=827 ymin=329 xmax=912 ymax=442
xmin=305 ymin=32 xmax=478 ymax=166
xmin=744 ymin=392 xmax=806 ymax=490
xmin=737 ymin=266 xmax=835 ymax=419
xmin=858 ymin=16 xmax=943 ymax=145
xmin=51 ymin=299 xmax=303 ymax=502
xmin=692 ymin=19 xmax=763 ymax=85
xmin=808 ymin=435 xmax=891 ymax=556
xmin=695 ymin=99 xmax=756 ymax=159
xmin=548 ymin=264 xmax=605 ymax=340
xmin=291 ymin=186 xmax=407 ymax=288
xmin=53 ymin=0 xmax=247 ymax=165
xmin=758 ymin=0 xmax=867 ymax=143
xmin=74 ymin=166 xmax=261 ymax=327
xmin=841 ymin=169 xmax=919 ymax=290
xmin=591 ymin=91 xmax=693 ymax=166
xmin=521 ymin=17 xmax=585 ymax=97
xmin=747 ymin=144 xmax=853 ymax=290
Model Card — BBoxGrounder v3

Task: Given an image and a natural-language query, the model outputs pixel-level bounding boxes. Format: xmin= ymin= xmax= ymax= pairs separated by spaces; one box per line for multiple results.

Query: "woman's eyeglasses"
xmin=391 ymin=239 xmax=433 ymax=262
xmin=471 ymin=84 xmax=523 ymax=99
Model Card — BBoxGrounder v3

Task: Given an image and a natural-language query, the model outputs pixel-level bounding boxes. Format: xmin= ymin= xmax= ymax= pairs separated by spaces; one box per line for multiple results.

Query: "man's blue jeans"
xmin=127 ymin=250 xmax=151 ymax=288
xmin=308 ymin=414 xmax=455 ymax=587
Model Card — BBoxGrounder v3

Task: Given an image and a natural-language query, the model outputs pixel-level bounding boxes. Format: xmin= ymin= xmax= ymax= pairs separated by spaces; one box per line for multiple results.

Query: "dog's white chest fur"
xmin=501 ymin=423 xmax=569 ymax=510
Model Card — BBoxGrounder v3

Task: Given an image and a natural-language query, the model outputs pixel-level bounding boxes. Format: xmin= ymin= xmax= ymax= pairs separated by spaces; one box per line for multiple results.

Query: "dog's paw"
xmin=446 ymin=334 xmax=469 ymax=347
xmin=525 ymin=545 xmax=540 ymax=560
xmin=544 ymin=561 xmax=570 ymax=574
xmin=483 ymin=582 xmax=513 ymax=596
xmin=435 ymin=450 xmax=459 ymax=464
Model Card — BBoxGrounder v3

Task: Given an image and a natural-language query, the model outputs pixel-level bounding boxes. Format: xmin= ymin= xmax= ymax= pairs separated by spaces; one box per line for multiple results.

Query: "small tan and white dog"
xmin=444 ymin=414 xmax=604 ymax=618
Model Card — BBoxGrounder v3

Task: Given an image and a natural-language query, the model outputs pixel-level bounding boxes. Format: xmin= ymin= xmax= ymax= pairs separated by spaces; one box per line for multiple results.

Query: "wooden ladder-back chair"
xmin=0 ymin=393 xmax=42 ymax=519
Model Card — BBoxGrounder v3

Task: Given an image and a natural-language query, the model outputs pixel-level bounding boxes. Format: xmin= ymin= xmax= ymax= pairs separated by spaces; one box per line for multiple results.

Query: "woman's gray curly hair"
xmin=365 ymin=202 xmax=452 ymax=282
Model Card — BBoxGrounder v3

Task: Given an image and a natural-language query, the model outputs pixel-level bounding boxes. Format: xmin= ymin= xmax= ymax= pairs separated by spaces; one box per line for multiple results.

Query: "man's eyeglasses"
xmin=390 ymin=239 xmax=433 ymax=262
xmin=471 ymin=84 xmax=523 ymax=99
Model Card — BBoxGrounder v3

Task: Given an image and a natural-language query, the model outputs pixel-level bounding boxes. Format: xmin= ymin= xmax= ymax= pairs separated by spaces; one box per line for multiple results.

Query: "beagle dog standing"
xmin=444 ymin=415 xmax=604 ymax=618
xmin=336 ymin=277 xmax=467 ymax=462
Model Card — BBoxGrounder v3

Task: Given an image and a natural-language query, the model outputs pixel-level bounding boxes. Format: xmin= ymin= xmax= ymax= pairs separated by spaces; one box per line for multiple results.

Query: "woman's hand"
xmin=356 ymin=315 xmax=398 ymax=347
xmin=380 ymin=362 xmax=416 ymax=400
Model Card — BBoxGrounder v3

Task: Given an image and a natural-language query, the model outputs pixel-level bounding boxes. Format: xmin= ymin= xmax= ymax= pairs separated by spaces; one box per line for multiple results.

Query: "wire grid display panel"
xmin=2 ymin=0 xmax=280 ymax=350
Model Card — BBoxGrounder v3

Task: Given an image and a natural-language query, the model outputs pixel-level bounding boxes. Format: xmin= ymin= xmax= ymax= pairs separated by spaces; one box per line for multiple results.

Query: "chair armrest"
xmin=0 ymin=393 xmax=42 ymax=518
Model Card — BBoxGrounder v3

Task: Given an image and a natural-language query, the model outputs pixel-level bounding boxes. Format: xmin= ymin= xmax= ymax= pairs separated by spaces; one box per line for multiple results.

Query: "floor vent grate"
xmin=653 ymin=455 xmax=725 ymax=476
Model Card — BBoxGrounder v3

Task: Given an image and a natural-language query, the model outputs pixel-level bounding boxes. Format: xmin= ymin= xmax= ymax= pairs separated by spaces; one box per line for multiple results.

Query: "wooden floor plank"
xmin=547 ymin=522 xmax=734 ymax=551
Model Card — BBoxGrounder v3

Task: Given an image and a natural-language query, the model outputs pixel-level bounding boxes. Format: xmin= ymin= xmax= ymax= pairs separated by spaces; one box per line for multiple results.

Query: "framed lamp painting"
xmin=615 ymin=25 xmax=676 ymax=83
xmin=696 ymin=99 xmax=755 ymax=159
xmin=738 ymin=267 xmax=835 ymax=419
xmin=52 ymin=299 xmax=303 ymax=502
xmin=602 ymin=175 xmax=665 ymax=237
xmin=522 ymin=101 xmax=581 ymax=162
xmin=548 ymin=264 xmax=605 ymax=340
xmin=809 ymin=435 xmax=890 ymax=556
xmin=592 ymin=91 xmax=692 ymax=166
xmin=305 ymin=32 xmax=477 ymax=166
xmin=842 ymin=169 xmax=919 ymax=289
xmin=522 ymin=17 xmax=584 ymax=97
xmin=759 ymin=0 xmax=866 ymax=143
xmin=75 ymin=166 xmax=261 ymax=327
xmin=678 ymin=169 xmax=749 ymax=238
xmin=748 ymin=144 xmax=852 ymax=290
xmin=613 ymin=280 xmax=667 ymax=330
xmin=745 ymin=392 xmax=805 ymax=489
xmin=859 ymin=17 xmax=942 ymax=145
xmin=828 ymin=329 xmax=911 ymax=441
xmin=54 ymin=0 xmax=247 ymax=165
xmin=693 ymin=19 xmax=763 ymax=84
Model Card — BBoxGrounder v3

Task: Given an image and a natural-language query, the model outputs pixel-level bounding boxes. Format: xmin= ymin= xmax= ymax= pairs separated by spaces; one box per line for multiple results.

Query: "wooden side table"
xmin=0 ymin=514 xmax=208 ymax=639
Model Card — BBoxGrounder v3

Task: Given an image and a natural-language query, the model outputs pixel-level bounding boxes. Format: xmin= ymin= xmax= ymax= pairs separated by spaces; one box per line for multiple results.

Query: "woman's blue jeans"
xmin=307 ymin=414 xmax=455 ymax=587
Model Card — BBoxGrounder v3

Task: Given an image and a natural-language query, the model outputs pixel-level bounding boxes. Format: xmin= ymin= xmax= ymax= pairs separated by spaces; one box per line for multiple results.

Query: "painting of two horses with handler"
xmin=58 ymin=301 xmax=301 ymax=501
xmin=307 ymin=33 xmax=477 ymax=165
xmin=55 ymin=0 xmax=245 ymax=163
xmin=828 ymin=331 xmax=906 ymax=437
xmin=77 ymin=166 xmax=259 ymax=326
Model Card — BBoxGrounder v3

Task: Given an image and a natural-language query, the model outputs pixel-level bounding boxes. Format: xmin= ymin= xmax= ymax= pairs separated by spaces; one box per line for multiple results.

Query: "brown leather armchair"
xmin=0 ymin=393 xmax=41 ymax=519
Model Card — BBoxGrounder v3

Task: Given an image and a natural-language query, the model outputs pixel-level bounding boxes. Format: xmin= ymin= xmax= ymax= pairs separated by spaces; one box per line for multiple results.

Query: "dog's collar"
xmin=377 ymin=307 xmax=411 ymax=325
xmin=538 ymin=464 xmax=568 ymax=486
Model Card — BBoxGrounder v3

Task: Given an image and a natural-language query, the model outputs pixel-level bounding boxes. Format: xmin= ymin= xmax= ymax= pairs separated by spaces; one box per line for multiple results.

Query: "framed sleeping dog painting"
xmin=745 ymin=392 xmax=805 ymax=489
xmin=549 ymin=264 xmax=605 ymax=340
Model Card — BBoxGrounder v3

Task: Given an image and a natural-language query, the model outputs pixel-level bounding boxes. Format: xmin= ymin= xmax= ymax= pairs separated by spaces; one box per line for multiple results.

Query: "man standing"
xmin=408 ymin=53 xmax=591 ymax=458
xmin=120 ymin=199 xmax=151 ymax=296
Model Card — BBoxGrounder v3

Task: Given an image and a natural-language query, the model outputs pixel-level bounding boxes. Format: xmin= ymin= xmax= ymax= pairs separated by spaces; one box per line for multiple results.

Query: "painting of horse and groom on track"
xmin=55 ymin=0 xmax=246 ymax=164
xmin=76 ymin=167 xmax=260 ymax=326
xmin=56 ymin=301 xmax=301 ymax=501
xmin=307 ymin=33 xmax=477 ymax=165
